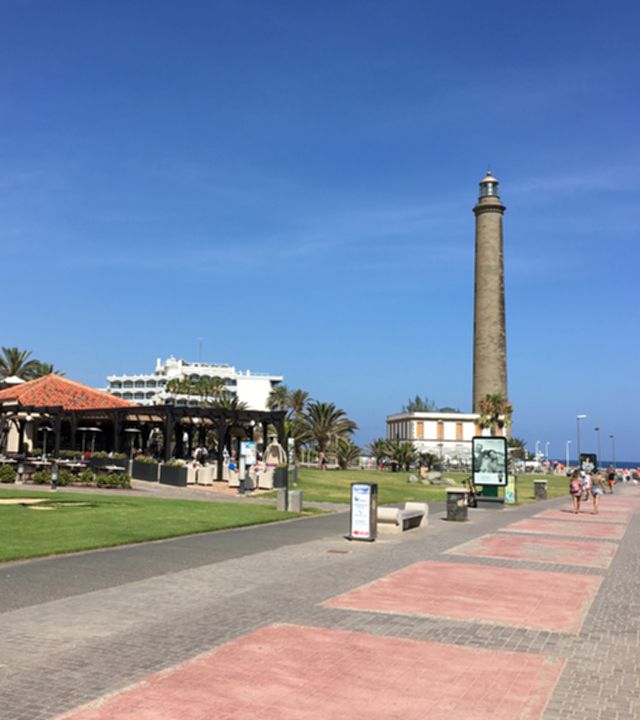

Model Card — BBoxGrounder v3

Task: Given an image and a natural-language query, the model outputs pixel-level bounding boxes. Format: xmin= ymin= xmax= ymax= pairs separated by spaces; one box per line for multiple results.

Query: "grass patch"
xmin=293 ymin=468 xmax=570 ymax=506
xmin=0 ymin=487 xmax=300 ymax=562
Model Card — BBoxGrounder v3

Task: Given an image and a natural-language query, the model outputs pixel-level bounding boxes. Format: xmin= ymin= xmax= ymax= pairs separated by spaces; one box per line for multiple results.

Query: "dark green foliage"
xmin=0 ymin=465 xmax=16 ymax=483
xmin=97 ymin=473 xmax=131 ymax=489
xmin=32 ymin=470 xmax=51 ymax=485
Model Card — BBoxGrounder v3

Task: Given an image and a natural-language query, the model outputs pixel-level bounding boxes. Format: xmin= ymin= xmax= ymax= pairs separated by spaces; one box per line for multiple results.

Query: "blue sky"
xmin=2 ymin=1 xmax=639 ymax=461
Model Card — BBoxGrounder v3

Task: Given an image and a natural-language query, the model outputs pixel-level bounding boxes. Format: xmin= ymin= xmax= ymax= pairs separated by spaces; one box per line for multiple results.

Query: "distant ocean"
xmin=553 ymin=460 xmax=640 ymax=469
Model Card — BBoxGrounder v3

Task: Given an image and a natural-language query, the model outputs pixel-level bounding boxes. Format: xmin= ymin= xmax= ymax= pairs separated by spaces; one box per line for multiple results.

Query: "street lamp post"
xmin=545 ymin=441 xmax=550 ymax=460
xmin=609 ymin=434 xmax=616 ymax=468
xmin=594 ymin=427 xmax=602 ymax=465
xmin=535 ymin=440 xmax=541 ymax=458
xmin=566 ymin=440 xmax=572 ymax=469
xmin=576 ymin=414 xmax=587 ymax=469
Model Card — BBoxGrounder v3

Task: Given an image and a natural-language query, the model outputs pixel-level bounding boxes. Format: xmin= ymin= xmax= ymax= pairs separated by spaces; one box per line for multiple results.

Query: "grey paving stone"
xmin=1 ymin=488 xmax=639 ymax=719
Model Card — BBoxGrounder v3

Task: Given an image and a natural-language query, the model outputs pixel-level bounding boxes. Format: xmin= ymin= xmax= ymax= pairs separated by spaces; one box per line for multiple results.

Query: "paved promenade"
xmin=1 ymin=485 xmax=640 ymax=719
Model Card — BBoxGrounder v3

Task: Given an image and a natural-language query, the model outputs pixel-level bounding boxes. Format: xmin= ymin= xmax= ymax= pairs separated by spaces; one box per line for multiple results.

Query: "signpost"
xmin=349 ymin=482 xmax=377 ymax=541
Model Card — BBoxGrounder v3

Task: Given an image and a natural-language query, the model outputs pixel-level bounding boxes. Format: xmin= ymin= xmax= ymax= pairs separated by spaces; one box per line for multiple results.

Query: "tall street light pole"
xmin=535 ymin=440 xmax=541 ymax=458
xmin=545 ymin=441 xmax=550 ymax=460
xmin=609 ymin=434 xmax=616 ymax=468
xmin=566 ymin=440 xmax=572 ymax=469
xmin=576 ymin=414 xmax=587 ymax=469
xmin=594 ymin=427 xmax=602 ymax=465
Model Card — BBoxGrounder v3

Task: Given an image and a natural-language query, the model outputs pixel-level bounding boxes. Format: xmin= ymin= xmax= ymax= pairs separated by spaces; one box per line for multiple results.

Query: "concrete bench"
xmin=377 ymin=502 xmax=429 ymax=533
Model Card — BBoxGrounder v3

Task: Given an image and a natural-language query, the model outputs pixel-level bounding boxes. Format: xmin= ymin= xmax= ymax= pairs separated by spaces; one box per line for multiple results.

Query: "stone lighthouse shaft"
xmin=472 ymin=171 xmax=508 ymax=412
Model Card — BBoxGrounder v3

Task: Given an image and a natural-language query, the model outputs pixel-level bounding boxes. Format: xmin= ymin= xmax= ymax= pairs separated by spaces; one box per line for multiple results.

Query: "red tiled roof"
xmin=0 ymin=374 xmax=135 ymax=410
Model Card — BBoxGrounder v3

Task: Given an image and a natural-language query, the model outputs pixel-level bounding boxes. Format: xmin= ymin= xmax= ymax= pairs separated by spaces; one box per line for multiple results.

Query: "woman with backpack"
xmin=569 ymin=469 xmax=582 ymax=513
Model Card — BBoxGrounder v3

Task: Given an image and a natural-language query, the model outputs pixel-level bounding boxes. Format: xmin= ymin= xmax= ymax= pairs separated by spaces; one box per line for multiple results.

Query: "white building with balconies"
xmin=106 ymin=357 xmax=283 ymax=411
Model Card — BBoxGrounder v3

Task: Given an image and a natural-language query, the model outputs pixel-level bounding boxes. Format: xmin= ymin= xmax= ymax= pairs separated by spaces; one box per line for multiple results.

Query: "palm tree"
xmin=31 ymin=362 xmax=65 ymax=378
xmin=211 ymin=395 xmax=249 ymax=411
xmin=302 ymin=401 xmax=357 ymax=469
xmin=267 ymin=384 xmax=290 ymax=411
xmin=336 ymin=437 xmax=361 ymax=470
xmin=367 ymin=438 xmax=388 ymax=468
xmin=0 ymin=347 xmax=40 ymax=380
xmin=477 ymin=393 xmax=513 ymax=436
xmin=288 ymin=389 xmax=309 ymax=417
xmin=385 ymin=439 xmax=417 ymax=471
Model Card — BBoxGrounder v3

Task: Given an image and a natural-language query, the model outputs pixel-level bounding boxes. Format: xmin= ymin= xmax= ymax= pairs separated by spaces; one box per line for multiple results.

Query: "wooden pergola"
xmin=0 ymin=403 xmax=286 ymax=482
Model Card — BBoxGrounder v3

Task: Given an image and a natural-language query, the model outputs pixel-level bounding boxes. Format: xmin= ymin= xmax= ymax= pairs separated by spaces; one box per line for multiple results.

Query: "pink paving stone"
xmin=58 ymin=624 xmax=565 ymax=720
xmin=325 ymin=561 xmax=602 ymax=633
xmin=535 ymin=508 xmax=631 ymax=524
xmin=447 ymin=533 xmax=617 ymax=569
xmin=500 ymin=518 xmax=627 ymax=539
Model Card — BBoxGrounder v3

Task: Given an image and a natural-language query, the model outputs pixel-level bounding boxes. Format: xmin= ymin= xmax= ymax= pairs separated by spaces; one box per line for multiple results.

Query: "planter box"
xmin=132 ymin=460 xmax=159 ymax=482
xmin=273 ymin=466 xmax=288 ymax=489
xmin=159 ymin=464 xmax=188 ymax=487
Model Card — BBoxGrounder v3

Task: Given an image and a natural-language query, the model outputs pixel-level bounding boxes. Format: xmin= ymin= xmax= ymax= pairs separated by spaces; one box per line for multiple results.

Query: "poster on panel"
xmin=472 ymin=436 xmax=508 ymax=486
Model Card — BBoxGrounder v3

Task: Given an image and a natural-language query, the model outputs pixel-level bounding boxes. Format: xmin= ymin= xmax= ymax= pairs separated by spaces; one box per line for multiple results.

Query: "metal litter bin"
xmin=534 ymin=479 xmax=548 ymax=501
xmin=446 ymin=488 xmax=468 ymax=521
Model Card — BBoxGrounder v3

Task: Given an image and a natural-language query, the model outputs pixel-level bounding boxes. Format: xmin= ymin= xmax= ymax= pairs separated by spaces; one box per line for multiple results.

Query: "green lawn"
xmin=293 ymin=467 xmax=569 ymax=505
xmin=0 ymin=487 xmax=301 ymax=562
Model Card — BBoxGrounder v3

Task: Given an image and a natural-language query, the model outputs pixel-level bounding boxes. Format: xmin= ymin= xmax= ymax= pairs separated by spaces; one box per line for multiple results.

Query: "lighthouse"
xmin=472 ymin=171 xmax=508 ymax=412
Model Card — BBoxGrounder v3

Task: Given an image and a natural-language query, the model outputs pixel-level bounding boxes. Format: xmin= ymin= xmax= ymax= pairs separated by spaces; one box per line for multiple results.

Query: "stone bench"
xmin=377 ymin=502 xmax=429 ymax=533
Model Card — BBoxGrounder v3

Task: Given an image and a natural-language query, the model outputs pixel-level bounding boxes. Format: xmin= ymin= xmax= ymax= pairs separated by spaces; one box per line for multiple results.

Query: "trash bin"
xmin=534 ymin=479 xmax=548 ymax=501
xmin=446 ymin=488 xmax=468 ymax=521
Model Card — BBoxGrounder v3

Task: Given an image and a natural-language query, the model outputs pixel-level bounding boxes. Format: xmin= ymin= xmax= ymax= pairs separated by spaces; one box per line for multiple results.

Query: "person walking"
xmin=606 ymin=466 xmax=616 ymax=494
xmin=570 ymin=470 xmax=583 ymax=514
xmin=581 ymin=470 xmax=592 ymax=503
xmin=591 ymin=470 xmax=605 ymax=514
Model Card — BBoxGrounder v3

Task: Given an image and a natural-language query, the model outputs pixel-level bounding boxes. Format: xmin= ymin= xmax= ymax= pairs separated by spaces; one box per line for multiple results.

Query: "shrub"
xmin=91 ymin=451 xmax=109 ymax=458
xmin=56 ymin=469 xmax=74 ymax=487
xmin=58 ymin=450 xmax=82 ymax=459
xmin=32 ymin=470 xmax=51 ymax=485
xmin=98 ymin=473 xmax=131 ymax=489
xmin=77 ymin=469 xmax=96 ymax=485
xmin=165 ymin=459 xmax=185 ymax=467
xmin=0 ymin=465 xmax=16 ymax=483
xmin=135 ymin=456 xmax=158 ymax=464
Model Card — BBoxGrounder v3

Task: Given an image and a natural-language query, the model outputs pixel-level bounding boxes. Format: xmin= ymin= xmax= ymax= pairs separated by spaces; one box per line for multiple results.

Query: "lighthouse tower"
xmin=472 ymin=171 xmax=508 ymax=412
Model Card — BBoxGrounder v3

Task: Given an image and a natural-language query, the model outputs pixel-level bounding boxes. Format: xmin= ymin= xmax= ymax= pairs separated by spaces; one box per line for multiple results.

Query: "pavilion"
xmin=0 ymin=374 xmax=286 ymax=481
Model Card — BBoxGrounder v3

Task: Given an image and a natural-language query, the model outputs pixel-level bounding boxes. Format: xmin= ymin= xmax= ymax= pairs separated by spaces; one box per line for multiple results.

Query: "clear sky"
xmin=2 ymin=1 xmax=639 ymax=461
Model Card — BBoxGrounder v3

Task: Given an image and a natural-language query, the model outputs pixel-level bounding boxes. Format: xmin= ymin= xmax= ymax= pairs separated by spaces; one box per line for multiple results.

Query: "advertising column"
xmin=349 ymin=482 xmax=378 ymax=541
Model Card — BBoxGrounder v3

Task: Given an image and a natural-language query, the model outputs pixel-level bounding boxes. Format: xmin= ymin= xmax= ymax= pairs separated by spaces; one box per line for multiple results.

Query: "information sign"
xmin=472 ymin=436 xmax=508 ymax=486
xmin=240 ymin=441 xmax=257 ymax=466
xmin=350 ymin=482 xmax=377 ymax=541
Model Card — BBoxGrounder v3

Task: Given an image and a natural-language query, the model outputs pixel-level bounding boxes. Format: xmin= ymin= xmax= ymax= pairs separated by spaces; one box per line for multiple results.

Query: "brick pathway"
xmin=1 ymin=485 xmax=639 ymax=719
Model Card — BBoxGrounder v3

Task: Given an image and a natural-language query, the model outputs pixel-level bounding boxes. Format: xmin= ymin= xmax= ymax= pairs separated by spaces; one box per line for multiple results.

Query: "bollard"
xmin=446 ymin=488 xmax=468 ymax=521
xmin=276 ymin=488 xmax=287 ymax=512
xmin=534 ymin=479 xmax=548 ymax=501
xmin=288 ymin=490 xmax=303 ymax=512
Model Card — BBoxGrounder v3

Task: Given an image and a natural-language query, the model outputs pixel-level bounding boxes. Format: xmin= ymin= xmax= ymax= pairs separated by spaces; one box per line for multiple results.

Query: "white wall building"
xmin=106 ymin=357 xmax=283 ymax=411
xmin=386 ymin=411 xmax=504 ymax=465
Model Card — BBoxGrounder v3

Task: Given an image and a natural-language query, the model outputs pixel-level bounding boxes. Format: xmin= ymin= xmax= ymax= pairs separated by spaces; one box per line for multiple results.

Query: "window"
xmin=123 ymin=381 xmax=133 ymax=389
xmin=123 ymin=392 xmax=133 ymax=400
xmin=416 ymin=421 xmax=424 ymax=439
xmin=135 ymin=380 xmax=145 ymax=388
xmin=456 ymin=422 xmax=463 ymax=441
xmin=111 ymin=381 xmax=122 ymax=389
xmin=134 ymin=392 xmax=144 ymax=400
xmin=146 ymin=380 xmax=156 ymax=388
xmin=437 ymin=421 xmax=444 ymax=440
